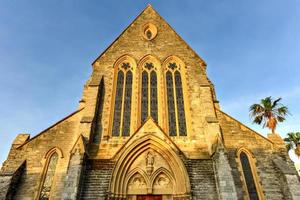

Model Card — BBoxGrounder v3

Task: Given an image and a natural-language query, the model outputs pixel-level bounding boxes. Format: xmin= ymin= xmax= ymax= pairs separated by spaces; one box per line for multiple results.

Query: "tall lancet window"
xmin=165 ymin=60 xmax=187 ymax=136
xmin=238 ymin=149 xmax=263 ymax=200
xmin=112 ymin=61 xmax=133 ymax=137
xmin=141 ymin=62 xmax=158 ymax=123
xmin=39 ymin=152 xmax=59 ymax=200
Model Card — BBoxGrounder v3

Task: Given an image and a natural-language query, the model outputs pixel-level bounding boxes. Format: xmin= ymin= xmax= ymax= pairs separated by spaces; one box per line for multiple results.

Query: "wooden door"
xmin=137 ymin=195 xmax=162 ymax=200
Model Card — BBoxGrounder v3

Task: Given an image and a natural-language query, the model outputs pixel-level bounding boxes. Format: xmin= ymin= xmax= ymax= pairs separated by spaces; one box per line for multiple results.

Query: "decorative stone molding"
xmin=146 ymin=151 xmax=155 ymax=175
xmin=142 ymin=23 xmax=157 ymax=40
xmin=70 ymin=134 xmax=87 ymax=156
xmin=108 ymin=118 xmax=190 ymax=198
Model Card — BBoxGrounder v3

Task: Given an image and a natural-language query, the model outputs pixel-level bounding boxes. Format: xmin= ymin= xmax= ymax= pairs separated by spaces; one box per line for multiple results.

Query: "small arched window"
xmin=39 ymin=152 xmax=59 ymax=199
xmin=140 ymin=62 xmax=158 ymax=124
xmin=238 ymin=149 xmax=264 ymax=200
xmin=112 ymin=59 xmax=134 ymax=137
xmin=164 ymin=58 xmax=187 ymax=136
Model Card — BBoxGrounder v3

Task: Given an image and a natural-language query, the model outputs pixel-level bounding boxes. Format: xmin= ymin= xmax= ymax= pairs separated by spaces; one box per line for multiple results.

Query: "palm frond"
xmin=249 ymin=104 xmax=264 ymax=118
xmin=272 ymin=97 xmax=282 ymax=108
xmin=261 ymin=97 xmax=272 ymax=110
xmin=253 ymin=115 xmax=263 ymax=125
xmin=286 ymin=143 xmax=292 ymax=151
xmin=250 ymin=96 xmax=289 ymax=133
xmin=277 ymin=116 xmax=285 ymax=122
xmin=277 ymin=106 xmax=289 ymax=116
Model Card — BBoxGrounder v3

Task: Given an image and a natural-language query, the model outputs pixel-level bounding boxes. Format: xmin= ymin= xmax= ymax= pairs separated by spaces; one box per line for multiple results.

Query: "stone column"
xmin=62 ymin=134 xmax=87 ymax=200
xmin=213 ymin=144 xmax=238 ymax=200
xmin=0 ymin=161 xmax=26 ymax=200
xmin=272 ymin=156 xmax=300 ymax=199
xmin=61 ymin=150 xmax=85 ymax=200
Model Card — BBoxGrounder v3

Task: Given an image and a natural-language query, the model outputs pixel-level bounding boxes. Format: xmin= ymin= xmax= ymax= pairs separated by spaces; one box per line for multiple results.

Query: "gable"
xmin=113 ymin=117 xmax=186 ymax=159
xmin=90 ymin=5 xmax=209 ymax=86
xmin=216 ymin=109 xmax=274 ymax=150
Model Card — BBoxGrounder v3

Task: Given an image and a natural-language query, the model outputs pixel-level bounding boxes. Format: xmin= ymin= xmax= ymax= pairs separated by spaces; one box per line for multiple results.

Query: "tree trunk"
xmin=295 ymin=144 xmax=300 ymax=156
xmin=271 ymin=127 xmax=276 ymax=134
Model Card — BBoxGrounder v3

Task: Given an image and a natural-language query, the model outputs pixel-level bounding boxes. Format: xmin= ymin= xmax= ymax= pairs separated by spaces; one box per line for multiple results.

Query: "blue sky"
xmin=0 ymin=0 xmax=299 ymax=165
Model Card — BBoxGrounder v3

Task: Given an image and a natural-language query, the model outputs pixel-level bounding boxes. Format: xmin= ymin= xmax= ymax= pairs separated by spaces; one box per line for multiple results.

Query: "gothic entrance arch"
xmin=108 ymin=133 xmax=191 ymax=200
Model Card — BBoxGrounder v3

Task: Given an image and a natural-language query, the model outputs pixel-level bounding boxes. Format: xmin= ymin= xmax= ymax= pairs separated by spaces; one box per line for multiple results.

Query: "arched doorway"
xmin=108 ymin=133 xmax=191 ymax=199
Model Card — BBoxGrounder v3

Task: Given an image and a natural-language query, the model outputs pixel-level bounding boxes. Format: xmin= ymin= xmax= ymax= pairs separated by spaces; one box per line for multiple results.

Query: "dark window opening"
xmin=122 ymin=71 xmax=132 ymax=136
xmin=240 ymin=152 xmax=259 ymax=200
xmin=141 ymin=71 xmax=148 ymax=124
xmin=166 ymin=71 xmax=176 ymax=136
xmin=150 ymin=71 xmax=158 ymax=123
xmin=175 ymin=71 xmax=187 ymax=136
xmin=112 ymin=71 xmax=124 ymax=136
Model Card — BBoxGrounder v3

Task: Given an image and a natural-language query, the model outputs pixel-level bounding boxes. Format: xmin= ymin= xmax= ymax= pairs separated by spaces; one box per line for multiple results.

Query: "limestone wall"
xmin=0 ymin=110 xmax=82 ymax=199
xmin=217 ymin=109 xmax=300 ymax=199
xmin=79 ymin=6 xmax=218 ymax=160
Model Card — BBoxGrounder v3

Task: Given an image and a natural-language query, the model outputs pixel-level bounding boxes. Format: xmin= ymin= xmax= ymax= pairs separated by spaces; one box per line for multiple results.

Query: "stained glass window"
xmin=122 ymin=71 xmax=132 ymax=136
xmin=150 ymin=71 xmax=158 ymax=123
xmin=92 ymin=79 xmax=105 ymax=143
xmin=166 ymin=72 xmax=176 ymax=136
xmin=39 ymin=153 xmax=58 ymax=200
xmin=145 ymin=62 xmax=154 ymax=70
xmin=240 ymin=152 xmax=259 ymax=200
xmin=141 ymin=71 xmax=148 ymax=124
xmin=165 ymin=60 xmax=188 ymax=137
xmin=175 ymin=71 xmax=187 ymax=136
xmin=112 ymin=71 xmax=124 ymax=136
xmin=121 ymin=62 xmax=130 ymax=70
xmin=168 ymin=63 xmax=177 ymax=70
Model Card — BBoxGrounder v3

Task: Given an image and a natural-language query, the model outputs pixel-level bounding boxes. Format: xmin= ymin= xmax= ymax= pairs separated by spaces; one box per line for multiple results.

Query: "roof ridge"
xmin=17 ymin=108 xmax=84 ymax=149
xmin=91 ymin=4 xmax=206 ymax=67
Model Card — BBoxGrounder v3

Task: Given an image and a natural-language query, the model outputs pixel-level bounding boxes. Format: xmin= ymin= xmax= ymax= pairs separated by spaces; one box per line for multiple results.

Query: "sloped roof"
xmin=91 ymin=4 xmax=207 ymax=67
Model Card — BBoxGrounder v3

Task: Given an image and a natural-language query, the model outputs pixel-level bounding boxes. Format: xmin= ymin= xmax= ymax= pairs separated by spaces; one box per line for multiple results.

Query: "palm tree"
xmin=284 ymin=132 xmax=300 ymax=156
xmin=249 ymin=96 xmax=289 ymax=134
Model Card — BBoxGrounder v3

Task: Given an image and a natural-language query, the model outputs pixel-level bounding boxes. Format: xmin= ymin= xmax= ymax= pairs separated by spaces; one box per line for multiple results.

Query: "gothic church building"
xmin=1 ymin=5 xmax=300 ymax=200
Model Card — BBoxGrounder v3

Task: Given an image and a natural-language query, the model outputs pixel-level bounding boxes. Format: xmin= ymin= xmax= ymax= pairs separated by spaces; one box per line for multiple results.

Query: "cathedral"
xmin=1 ymin=5 xmax=300 ymax=200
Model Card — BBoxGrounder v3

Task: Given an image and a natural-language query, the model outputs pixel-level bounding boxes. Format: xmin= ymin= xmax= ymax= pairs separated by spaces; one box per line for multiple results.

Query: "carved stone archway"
xmin=109 ymin=132 xmax=190 ymax=199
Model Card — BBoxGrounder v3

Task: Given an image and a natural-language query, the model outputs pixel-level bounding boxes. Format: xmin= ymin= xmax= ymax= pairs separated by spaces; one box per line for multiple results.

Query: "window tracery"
xmin=112 ymin=71 xmax=124 ymax=136
xmin=164 ymin=59 xmax=187 ymax=136
xmin=140 ymin=61 xmax=158 ymax=124
xmin=142 ymin=23 xmax=157 ymax=41
xmin=166 ymin=71 xmax=176 ymax=136
xmin=150 ymin=71 xmax=158 ymax=123
xmin=141 ymin=71 xmax=148 ymax=123
xmin=39 ymin=152 xmax=59 ymax=200
xmin=112 ymin=58 xmax=134 ymax=137
xmin=122 ymin=71 xmax=132 ymax=136
xmin=174 ymin=71 xmax=186 ymax=136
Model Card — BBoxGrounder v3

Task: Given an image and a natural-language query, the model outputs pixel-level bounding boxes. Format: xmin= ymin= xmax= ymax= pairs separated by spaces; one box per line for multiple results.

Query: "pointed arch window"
xmin=39 ymin=152 xmax=59 ymax=199
xmin=140 ymin=62 xmax=158 ymax=124
xmin=238 ymin=150 xmax=264 ymax=200
xmin=165 ymin=62 xmax=187 ymax=136
xmin=112 ymin=62 xmax=133 ymax=137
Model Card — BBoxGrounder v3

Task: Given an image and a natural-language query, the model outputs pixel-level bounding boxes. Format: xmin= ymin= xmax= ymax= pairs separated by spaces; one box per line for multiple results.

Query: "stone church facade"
xmin=1 ymin=5 xmax=300 ymax=200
